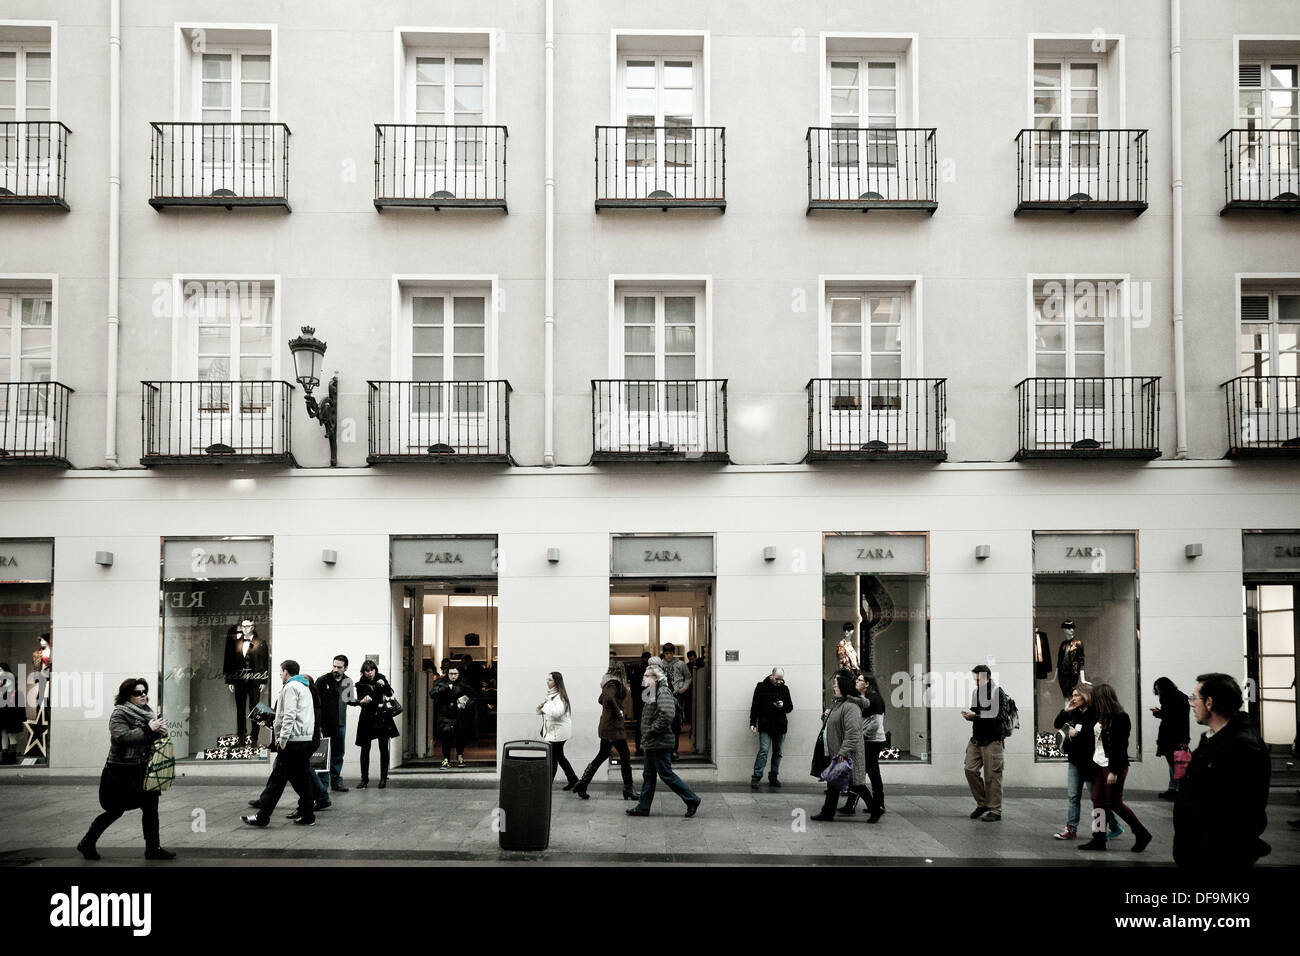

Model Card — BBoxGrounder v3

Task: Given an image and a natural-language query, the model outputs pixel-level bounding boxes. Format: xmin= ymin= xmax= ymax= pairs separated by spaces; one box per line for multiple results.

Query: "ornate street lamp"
xmin=288 ymin=326 xmax=338 ymax=466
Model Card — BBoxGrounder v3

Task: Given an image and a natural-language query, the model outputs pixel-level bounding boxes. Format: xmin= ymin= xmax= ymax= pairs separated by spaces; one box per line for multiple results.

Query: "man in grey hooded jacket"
xmin=242 ymin=660 xmax=318 ymax=828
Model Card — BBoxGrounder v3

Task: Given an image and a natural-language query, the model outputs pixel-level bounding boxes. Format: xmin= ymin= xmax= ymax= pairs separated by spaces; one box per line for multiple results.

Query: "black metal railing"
xmin=0 ymin=122 xmax=71 ymax=208
xmin=806 ymin=128 xmax=937 ymax=211
xmin=1015 ymin=376 xmax=1160 ymax=459
xmin=595 ymin=126 xmax=725 ymax=208
xmin=1015 ymin=129 xmax=1148 ymax=212
xmin=806 ymin=378 xmax=946 ymax=460
xmin=1222 ymin=376 xmax=1300 ymax=456
xmin=374 ymin=125 xmax=508 ymax=210
xmin=141 ymin=380 xmax=294 ymax=463
xmin=1219 ymin=130 xmax=1300 ymax=210
xmin=0 ymin=383 xmax=73 ymax=465
xmin=367 ymin=380 xmax=512 ymax=462
xmin=591 ymin=379 xmax=728 ymax=460
xmin=150 ymin=122 xmax=291 ymax=208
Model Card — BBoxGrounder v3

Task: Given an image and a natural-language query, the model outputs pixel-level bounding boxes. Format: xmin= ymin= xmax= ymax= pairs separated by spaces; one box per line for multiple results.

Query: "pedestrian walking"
xmin=661 ymin=643 xmax=692 ymax=757
xmin=573 ymin=662 xmax=637 ymax=800
xmin=1052 ymin=683 xmax=1097 ymax=840
xmin=811 ymin=670 xmax=873 ymax=822
xmin=749 ymin=667 xmax=793 ymax=789
xmin=76 ymin=678 xmax=175 ymax=860
xmin=1077 ymin=683 xmax=1152 ymax=852
xmin=1151 ymin=676 xmax=1190 ymax=800
xmin=962 ymin=664 xmax=1005 ymax=822
xmin=352 ymin=660 xmax=399 ymax=789
xmin=1173 ymin=673 xmax=1271 ymax=868
xmin=429 ymin=664 xmax=474 ymax=768
xmin=248 ymin=672 xmax=332 ymax=817
xmin=317 ymin=654 xmax=356 ymax=791
xmin=241 ymin=661 xmax=319 ymax=828
xmin=840 ymin=672 xmax=886 ymax=821
xmin=538 ymin=671 xmax=579 ymax=788
xmin=626 ymin=659 xmax=701 ymax=818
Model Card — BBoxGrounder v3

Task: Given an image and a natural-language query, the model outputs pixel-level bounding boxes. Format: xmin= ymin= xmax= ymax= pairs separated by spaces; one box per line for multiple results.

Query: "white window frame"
xmin=0 ymin=273 xmax=57 ymax=382
xmin=607 ymin=275 xmax=712 ymax=378
xmin=393 ymin=28 xmax=496 ymax=125
xmin=1025 ymin=274 xmax=1131 ymax=379
xmin=1027 ymin=35 xmax=1125 ymax=128
xmin=614 ymin=288 xmax=703 ymax=381
xmin=819 ymin=34 xmax=918 ymax=127
xmin=1030 ymin=56 xmax=1104 ymax=132
xmin=818 ymin=276 xmax=922 ymax=378
xmin=170 ymin=275 xmax=281 ymax=380
xmin=610 ymin=31 xmax=709 ymax=125
xmin=173 ymin=23 xmax=277 ymax=122
xmin=1237 ymin=273 xmax=1300 ymax=378
xmin=391 ymin=276 xmax=499 ymax=381
xmin=0 ymin=21 xmax=56 ymax=120
xmin=1232 ymin=37 xmax=1300 ymax=127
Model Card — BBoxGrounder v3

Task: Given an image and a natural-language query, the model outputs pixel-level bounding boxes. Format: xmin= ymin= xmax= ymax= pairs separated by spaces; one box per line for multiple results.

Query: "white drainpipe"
xmin=1170 ymin=0 xmax=1188 ymax=458
xmin=543 ymin=0 xmax=555 ymax=467
xmin=105 ymin=0 xmax=122 ymax=467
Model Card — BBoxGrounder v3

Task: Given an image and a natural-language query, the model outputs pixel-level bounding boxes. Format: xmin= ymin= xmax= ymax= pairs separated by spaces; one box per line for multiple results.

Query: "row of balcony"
xmin=2 ymin=376 xmax=1296 ymax=468
xmin=2 ymin=122 xmax=1298 ymax=214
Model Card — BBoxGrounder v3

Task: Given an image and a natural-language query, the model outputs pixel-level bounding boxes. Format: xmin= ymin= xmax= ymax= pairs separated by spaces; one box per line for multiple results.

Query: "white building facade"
xmin=0 ymin=1 xmax=1297 ymax=792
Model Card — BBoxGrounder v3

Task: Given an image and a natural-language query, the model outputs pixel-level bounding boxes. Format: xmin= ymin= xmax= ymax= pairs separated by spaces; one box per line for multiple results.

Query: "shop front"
xmin=0 ymin=538 xmax=53 ymax=766
xmin=159 ymin=536 xmax=274 ymax=761
xmin=391 ymin=535 xmax=498 ymax=768
xmin=610 ymin=534 xmax=714 ymax=762
xmin=822 ymin=532 xmax=930 ymax=761
xmin=1242 ymin=531 xmax=1299 ymax=755
xmin=1031 ymin=531 xmax=1140 ymax=760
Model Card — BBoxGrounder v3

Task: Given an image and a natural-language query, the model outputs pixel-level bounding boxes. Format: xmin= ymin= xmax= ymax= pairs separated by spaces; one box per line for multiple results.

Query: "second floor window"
xmin=198 ymin=50 xmax=271 ymax=166
xmin=0 ymin=292 xmax=51 ymax=384
xmin=1241 ymin=291 xmax=1299 ymax=378
xmin=619 ymin=291 xmax=698 ymax=382
xmin=0 ymin=45 xmax=51 ymax=171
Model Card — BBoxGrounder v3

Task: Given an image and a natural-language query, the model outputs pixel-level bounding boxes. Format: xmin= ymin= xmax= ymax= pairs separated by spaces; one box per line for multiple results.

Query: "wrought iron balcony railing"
xmin=149 ymin=122 xmax=291 ymax=209
xmin=0 ymin=382 xmax=74 ymax=466
xmin=595 ymin=126 xmax=725 ymax=210
xmin=0 ymin=122 xmax=71 ymax=209
xmin=1015 ymin=376 xmax=1160 ymax=459
xmin=806 ymin=128 xmax=938 ymax=213
xmin=141 ymin=380 xmax=295 ymax=465
xmin=367 ymin=380 xmax=512 ymax=463
xmin=1219 ymin=130 xmax=1300 ymax=212
xmin=1015 ymin=129 xmax=1148 ymax=213
xmin=1222 ymin=376 xmax=1300 ymax=457
xmin=591 ymin=379 xmax=728 ymax=462
xmin=806 ymin=378 xmax=947 ymax=460
xmin=374 ymin=125 xmax=508 ymax=210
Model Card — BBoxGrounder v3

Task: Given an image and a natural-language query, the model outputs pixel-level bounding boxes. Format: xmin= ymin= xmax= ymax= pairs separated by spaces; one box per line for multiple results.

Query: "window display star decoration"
xmin=288 ymin=326 xmax=339 ymax=466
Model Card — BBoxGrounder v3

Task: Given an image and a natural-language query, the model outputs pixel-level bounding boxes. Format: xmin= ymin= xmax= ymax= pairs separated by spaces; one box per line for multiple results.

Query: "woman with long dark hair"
xmin=573 ymin=662 xmax=637 ymax=800
xmin=538 ymin=671 xmax=578 ymax=788
xmin=1151 ymin=676 xmax=1190 ymax=800
xmin=352 ymin=660 xmax=399 ymax=789
xmin=840 ymin=672 xmax=887 ymax=821
xmin=76 ymin=678 xmax=174 ymax=860
xmin=811 ymin=670 xmax=873 ymax=822
xmin=1078 ymin=683 xmax=1152 ymax=853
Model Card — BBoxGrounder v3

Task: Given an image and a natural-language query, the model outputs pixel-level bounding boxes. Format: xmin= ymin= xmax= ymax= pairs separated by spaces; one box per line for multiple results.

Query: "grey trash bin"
xmin=499 ymin=739 xmax=552 ymax=851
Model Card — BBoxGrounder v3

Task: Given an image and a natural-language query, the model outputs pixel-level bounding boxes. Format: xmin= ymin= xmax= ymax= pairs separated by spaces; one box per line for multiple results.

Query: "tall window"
xmin=409 ymin=291 xmax=488 ymax=413
xmin=1239 ymin=62 xmax=1299 ymax=134
xmin=620 ymin=291 xmax=698 ymax=381
xmin=410 ymin=52 xmax=486 ymax=165
xmin=621 ymin=56 xmax=698 ymax=170
xmin=1240 ymin=291 xmax=1299 ymax=378
xmin=0 ymin=45 xmax=52 ymax=172
xmin=0 ymin=292 xmax=51 ymax=384
xmin=828 ymin=58 xmax=899 ymax=167
xmin=197 ymin=50 xmax=271 ymax=166
xmin=829 ymin=293 xmax=904 ymax=380
xmin=189 ymin=286 xmax=272 ymax=384
xmin=1032 ymin=59 xmax=1101 ymax=174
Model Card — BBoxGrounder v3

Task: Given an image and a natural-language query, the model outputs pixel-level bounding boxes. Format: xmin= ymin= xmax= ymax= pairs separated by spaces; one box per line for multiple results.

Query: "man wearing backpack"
xmin=962 ymin=664 xmax=1005 ymax=822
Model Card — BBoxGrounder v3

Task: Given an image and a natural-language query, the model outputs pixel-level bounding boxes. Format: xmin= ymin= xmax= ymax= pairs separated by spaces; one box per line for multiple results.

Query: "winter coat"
xmin=1056 ymin=639 xmax=1084 ymax=698
xmin=274 ymin=676 xmax=315 ymax=748
xmin=824 ymin=696 xmax=867 ymax=788
xmin=429 ymin=677 xmax=474 ymax=736
xmin=354 ymin=673 xmax=400 ymax=744
xmin=969 ymin=683 xmax=1004 ymax=745
xmin=597 ymin=678 xmax=628 ymax=741
xmin=749 ymin=677 xmax=793 ymax=736
xmin=316 ymin=673 xmax=355 ymax=736
xmin=639 ymin=681 xmax=676 ymax=751
xmin=1153 ymin=689 xmax=1191 ymax=757
xmin=664 ymin=657 xmax=692 ymax=695
xmin=1054 ymin=705 xmax=1099 ymax=774
xmin=1173 ymin=712 xmax=1271 ymax=868
xmin=539 ymin=690 xmax=572 ymax=742
xmin=1097 ymin=711 xmax=1132 ymax=774
xmin=106 ymin=702 xmax=165 ymax=766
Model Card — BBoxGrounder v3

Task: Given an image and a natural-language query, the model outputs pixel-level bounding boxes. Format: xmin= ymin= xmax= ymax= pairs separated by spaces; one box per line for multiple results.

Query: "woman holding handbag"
xmin=352 ymin=660 xmax=399 ymax=789
xmin=1150 ymin=676 xmax=1190 ymax=799
xmin=538 ymin=671 xmax=579 ymax=789
xmin=76 ymin=678 xmax=175 ymax=860
xmin=811 ymin=670 xmax=872 ymax=822
xmin=573 ymin=663 xmax=637 ymax=800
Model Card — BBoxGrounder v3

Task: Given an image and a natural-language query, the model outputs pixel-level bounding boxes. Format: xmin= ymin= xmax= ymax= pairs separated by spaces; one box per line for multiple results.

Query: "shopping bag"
xmin=143 ymin=737 xmax=175 ymax=793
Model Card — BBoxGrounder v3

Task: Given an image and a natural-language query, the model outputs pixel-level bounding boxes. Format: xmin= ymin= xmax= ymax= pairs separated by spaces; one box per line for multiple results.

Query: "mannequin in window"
xmin=1056 ymin=620 xmax=1085 ymax=700
xmin=224 ymin=621 xmax=270 ymax=747
xmin=1034 ymin=628 xmax=1053 ymax=680
xmin=836 ymin=623 xmax=861 ymax=677
xmin=31 ymin=634 xmax=51 ymax=714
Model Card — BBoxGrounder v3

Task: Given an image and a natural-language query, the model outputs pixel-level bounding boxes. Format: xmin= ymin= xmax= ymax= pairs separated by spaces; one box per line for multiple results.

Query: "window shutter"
xmin=1240 ymin=295 xmax=1270 ymax=322
xmin=1238 ymin=63 xmax=1263 ymax=88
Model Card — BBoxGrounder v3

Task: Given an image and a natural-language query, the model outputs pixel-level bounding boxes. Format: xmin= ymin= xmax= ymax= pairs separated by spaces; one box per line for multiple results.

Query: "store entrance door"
xmin=399 ymin=581 xmax=497 ymax=768
xmin=610 ymin=580 xmax=712 ymax=762
xmin=1244 ymin=582 xmax=1298 ymax=754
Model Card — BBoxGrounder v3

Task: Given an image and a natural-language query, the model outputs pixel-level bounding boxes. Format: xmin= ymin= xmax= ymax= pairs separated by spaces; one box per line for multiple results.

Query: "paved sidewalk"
xmin=1 ymin=779 xmax=1296 ymax=866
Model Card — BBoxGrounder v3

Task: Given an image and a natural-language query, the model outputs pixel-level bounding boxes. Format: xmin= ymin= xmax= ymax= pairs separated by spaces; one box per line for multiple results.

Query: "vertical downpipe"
xmin=543 ymin=0 xmax=556 ymax=466
xmin=1171 ymin=0 xmax=1188 ymax=458
xmin=105 ymin=0 xmax=122 ymax=466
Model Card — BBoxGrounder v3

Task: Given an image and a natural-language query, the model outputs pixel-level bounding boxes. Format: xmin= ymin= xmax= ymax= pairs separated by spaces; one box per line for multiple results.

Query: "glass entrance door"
xmin=1244 ymin=583 xmax=1298 ymax=752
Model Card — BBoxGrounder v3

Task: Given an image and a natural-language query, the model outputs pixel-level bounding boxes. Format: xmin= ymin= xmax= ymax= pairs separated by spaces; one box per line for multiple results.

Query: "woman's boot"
xmin=574 ymin=762 xmax=596 ymax=799
xmin=1131 ymin=824 xmax=1153 ymax=853
xmin=837 ymin=792 xmax=859 ymax=815
xmin=1077 ymin=831 xmax=1108 ymax=851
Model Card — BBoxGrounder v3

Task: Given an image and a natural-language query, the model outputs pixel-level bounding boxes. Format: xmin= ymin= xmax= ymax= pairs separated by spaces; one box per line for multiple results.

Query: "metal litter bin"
xmin=499 ymin=739 xmax=552 ymax=851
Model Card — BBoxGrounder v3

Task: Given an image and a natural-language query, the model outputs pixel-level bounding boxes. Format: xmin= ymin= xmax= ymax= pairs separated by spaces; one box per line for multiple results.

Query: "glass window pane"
xmin=625 ymin=61 xmax=655 ymax=87
xmin=412 ymin=356 xmax=443 ymax=381
xmin=831 ymin=355 xmax=861 ymax=378
xmin=872 ymin=354 xmax=902 ymax=378
xmin=1036 ymin=352 xmax=1067 ymax=377
xmin=24 ymin=52 xmax=50 ymax=80
xmin=452 ymin=356 xmax=484 ymax=380
xmin=20 ymin=298 xmax=50 ymax=326
xmin=1270 ymin=66 xmax=1298 ymax=89
xmin=1075 ymin=325 xmax=1105 ymax=351
xmin=1035 ymin=325 xmax=1066 ymax=350
xmin=19 ymin=327 xmax=50 ymax=356
xmin=870 ymin=326 xmax=901 ymax=353
xmin=664 ymin=296 xmax=695 ymax=325
xmin=624 ymin=355 xmax=655 ymax=379
xmin=623 ymin=297 xmax=655 ymax=324
xmin=197 ymin=355 xmax=228 ymax=380
xmin=24 ymin=81 xmax=49 ymax=109
xmin=198 ymin=326 xmax=231 ymax=354
xmin=203 ymin=84 xmax=232 ymax=109
xmin=830 ymin=61 xmax=859 ymax=87
xmin=413 ymin=297 xmax=444 ymax=325
xmin=455 ymin=58 xmax=484 ymax=84
xmin=867 ymin=90 xmax=896 ymax=116
xmin=1278 ymin=323 xmax=1299 ymax=352
xmin=662 ymin=88 xmax=692 ymax=118
xmin=1033 ymin=63 xmax=1061 ymax=88
xmin=1278 ymin=296 xmax=1300 ymax=321
xmin=417 ymin=58 xmax=445 ymax=83
xmin=1071 ymin=91 xmax=1099 ymax=116
xmin=831 ymin=326 xmax=860 ymax=352
xmin=623 ymin=326 xmax=654 ymax=353
xmin=241 ymin=83 xmax=271 ymax=110
xmin=1071 ymin=64 xmax=1098 ymax=88
xmin=1242 ymin=353 xmax=1271 ymax=376
xmin=455 ymin=86 xmax=484 ymax=114
xmin=239 ymin=355 xmax=272 ymax=379
xmin=664 ymin=62 xmax=693 ymax=87
xmin=870 ymin=298 xmax=899 ymax=323
xmin=664 ymin=355 xmax=694 ymax=380
xmin=625 ymin=89 xmax=654 ymax=119
xmin=416 ymin=86 xmax=444 ymax=112
xmin=413 ymin=327 xmax=442 ymax=353
xmin=1240 ymin=91 xmax=1264 ymax=119
xmin=665 ymin=326 xmax=695 ymax=354
xmin=1279 ymin=353 xmax=1298 ymax=376
xmin=239 ymin=326 xmax=271 ymax=352
xmin=1034 ymin=93 xmax=1061 ymax=116
xmin=830 ymin=297 xmax=861 ymax=324
xmin=1270 ymin=91 xmax=1297 ymax=116
xmin=202 ymin=55 xmax=232 ymax=80
xmin=1075 ymin=354 xmax=1105 ymax=378
xmin=454 ymin=326 xmax=485 ymax=353
xmin=453 ymin=297 xmax=485 ymax=325
xmin=867 ymin=63 xmax=895 ymax=87
xmin=240 ymin=55 xmax=270 ymax=82
xmin=0 ymin=53 xmax=15 ymax=80
xmin=831 ymin=88 xmax=859 ymax=115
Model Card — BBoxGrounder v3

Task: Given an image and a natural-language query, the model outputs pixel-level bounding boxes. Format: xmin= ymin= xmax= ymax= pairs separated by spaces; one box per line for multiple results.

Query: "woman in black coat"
xmin=428 ymin=664 xmax=475 ymax=768
xmin=350 ymin=661 xmax=399 ymax=789
xmin=1150 ymin=676 xmax=1190 ymax=800
xmin=1078 ymin=683 xmax=1152 ymax=853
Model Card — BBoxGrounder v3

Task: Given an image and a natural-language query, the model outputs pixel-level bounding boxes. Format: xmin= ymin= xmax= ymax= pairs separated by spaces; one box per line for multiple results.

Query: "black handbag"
xmin=382 ymin=698 xmax=403 ymax=717
xmin=810 ymin=716 xmax=831 ymax=778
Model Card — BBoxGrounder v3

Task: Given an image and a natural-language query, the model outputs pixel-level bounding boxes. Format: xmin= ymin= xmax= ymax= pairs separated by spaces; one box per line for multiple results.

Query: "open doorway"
xmin=610 ymin=581 xmax=712 ymax=762
xmin=398 ymin=582 xmax=497 ymax=768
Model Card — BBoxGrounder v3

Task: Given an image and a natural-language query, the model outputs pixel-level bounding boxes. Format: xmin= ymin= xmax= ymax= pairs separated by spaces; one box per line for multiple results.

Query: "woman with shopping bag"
xmin=76 ymin=678 xmax=175 ymax=860
xmin=811 ymin=670 xmax=873 ymax=822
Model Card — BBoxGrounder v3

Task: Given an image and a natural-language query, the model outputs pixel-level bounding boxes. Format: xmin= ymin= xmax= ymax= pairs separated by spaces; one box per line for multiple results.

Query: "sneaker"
xmin=314 ymin=799 xmax=331 ymax=811
xmin=969 ymin=805 xmax=990 ymax=819
xmin=981 ymin=811 xmax=1002 ymax=822
xmin=457 ymin=756 xmax=465 ymax=768
xmin=1107 ymin=823 xmax=1124 ymax=840
xmin=330 ymin=783 xmax=349 ymax=793
xmin=440 ymin=759 xmax=450 ymax=769
xmin=240 ymin=815 xmax=269 ymax=828
xmin=1053 ymin=826 xmax=1077 ymax=840
xmin=292 ymin=816 xmax=316 ymax=827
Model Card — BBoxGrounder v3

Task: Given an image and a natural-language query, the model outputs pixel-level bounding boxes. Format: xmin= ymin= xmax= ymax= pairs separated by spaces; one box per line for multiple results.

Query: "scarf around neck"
xmin=120 ymin=701 xmax=155 ymax=723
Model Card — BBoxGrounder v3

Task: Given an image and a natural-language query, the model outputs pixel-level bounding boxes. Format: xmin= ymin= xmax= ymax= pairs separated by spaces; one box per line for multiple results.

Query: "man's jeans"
xmin=634 ymin=748 xmax=699 ymax=812
xmin=258 ymin=744 xmax=329 ymax=805
xmin=329 ymin=729 xmax=345 ymax=786
xmin=751 ymin=732 xmax=784 ymax=779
